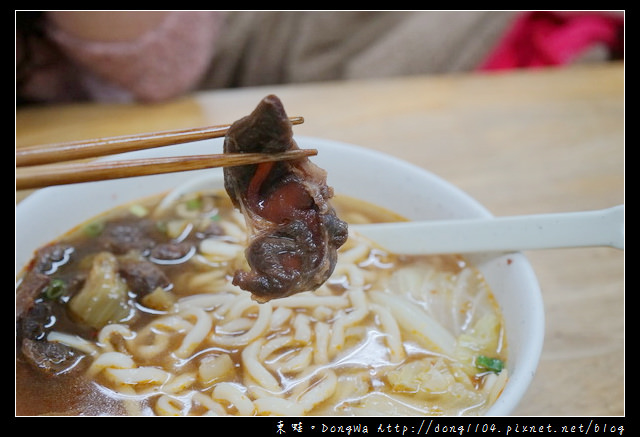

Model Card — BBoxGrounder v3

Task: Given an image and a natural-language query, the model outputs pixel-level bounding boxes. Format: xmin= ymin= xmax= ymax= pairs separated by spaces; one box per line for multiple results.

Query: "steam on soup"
xmin=15 ymin=189 xmax=507 ymax=416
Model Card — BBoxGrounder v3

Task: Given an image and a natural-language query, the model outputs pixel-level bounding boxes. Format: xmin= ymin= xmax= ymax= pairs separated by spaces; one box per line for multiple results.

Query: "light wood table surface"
xmin=16 ymin=62 xmax=624 ymax=416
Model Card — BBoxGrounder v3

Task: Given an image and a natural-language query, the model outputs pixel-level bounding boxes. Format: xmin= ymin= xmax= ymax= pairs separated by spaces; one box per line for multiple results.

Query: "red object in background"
xmin=480 ymin=11 xmax=624 ymax=70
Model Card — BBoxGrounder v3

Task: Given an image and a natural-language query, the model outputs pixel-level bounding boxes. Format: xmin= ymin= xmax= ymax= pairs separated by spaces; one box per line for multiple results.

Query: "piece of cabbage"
xmin=69 ymin=252 xmax=133 ymax=329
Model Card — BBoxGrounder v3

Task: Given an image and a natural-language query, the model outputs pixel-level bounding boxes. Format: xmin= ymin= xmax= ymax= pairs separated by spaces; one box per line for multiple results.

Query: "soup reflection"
xmin=16 ymin=190 xmax=507 ymax=416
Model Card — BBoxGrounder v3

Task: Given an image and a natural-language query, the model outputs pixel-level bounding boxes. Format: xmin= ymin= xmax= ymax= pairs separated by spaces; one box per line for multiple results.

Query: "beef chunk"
xmin=15 ymin=271 xmax=50 ymax=320
xmin=33 ymin=243 xmax=74 ymax=274
xmin=21 ymin=338 xmax=84 ymax=375
xmin=17 ymin=299 xmax=54 ymax=342
xmin=223 ymin=95 xmax=348 ymax=301
xmin=149 ymin=242 xmax=195 ymax=262
xmin=118 ymin=258 xmax=171 ymax=296
xmin=96 ymin=219 xmax=157 ymax=255
xmin=17 ymin=299 xmax=87 ymax=376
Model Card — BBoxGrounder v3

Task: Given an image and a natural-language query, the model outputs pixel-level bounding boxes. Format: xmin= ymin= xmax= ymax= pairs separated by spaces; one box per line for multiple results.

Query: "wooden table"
xmin=16 ymin=62 xmax=624 ymax=416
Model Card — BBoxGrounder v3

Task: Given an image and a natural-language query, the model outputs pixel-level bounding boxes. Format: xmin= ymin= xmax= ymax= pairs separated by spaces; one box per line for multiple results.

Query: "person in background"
xmin=16 ymin=11 xmax=623 ymax=106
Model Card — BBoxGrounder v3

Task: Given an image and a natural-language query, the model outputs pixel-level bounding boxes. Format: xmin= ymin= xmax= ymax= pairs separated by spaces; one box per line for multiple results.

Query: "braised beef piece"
xmin=33 ymin=243 xmax=74 ymax=274
xmin=16 ymin=243 xmax=80 ymax=318
xmin=119 ymin=258 xmax=171 ymax=295
xmin=16 ymin=297 xmax=88 ymax=376
xmin=223 ymin=95 xmax=348 ymax=302
xmin=17 ymin=299 xmax=54 ymax=342
xmin=96 ymin=218 xmax=158 ymax=255
xmin=150 ymin=241 xmax=195 ymax=262
xmin=21 ymin=338 xmax=84 ymax=375
xmin=15 ymin=270 xmax=50 ymax=321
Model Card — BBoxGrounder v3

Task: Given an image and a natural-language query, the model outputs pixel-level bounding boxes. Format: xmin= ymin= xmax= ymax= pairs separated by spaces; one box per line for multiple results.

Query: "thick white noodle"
xmin=272 ymin=346 xmax=314 ymax=374
xmin=213 ymin=382 xmax=256 ymax=415
xmin=313 ymin=322 xmax=331 ymax=365
xmin=217 ymin=317 xmax=254 ymax=334
xmin=47 ymin=331 xmax=99 ymax=355
xmin=86 ymin=351 xmax=135 ymax=377
xmin=293 ymin=313 xmax=312 ymax=343
xmin=105 ymin=366 xmax=173 ymax=386
xmin=328 ymin=288 xmax=369 ymax=358
xmin=199 ymin=238 xmax=244 ymax=259
xmin=259 ymin=335 xmax=294 ymax=361
xmin=174 ymin=288 xmax=236 ymax=310
xmin=190 ymin=391 xmax=227 ymax=415
xmin=296 ymin=369 xmax=338 ymax=412
xmin=212 ymin=301 xmax=273 ymax=347
xmin=271 ymin=293 xmax=350 ymax=309
xmin=96 ymin=324 xmax=135 ymax=352
xmin=155 ymin=394 xmax=186 ymax=416
xmin=175 ymin=307 xmax=212 ymax=358
xmin=253 ymin=396 xmax=305 ymax=416
xmin=163 ymin=372 xmax=197 ymax=394
xmin=269 ymin=306 xmax=293 ymax=330
xmin=241 ymin=339 xmax=281 ymax=393
xmin=369 ymin=303 xmax=405 ymax=363
xmin=128 ymin=314 xmax=192 ymax=360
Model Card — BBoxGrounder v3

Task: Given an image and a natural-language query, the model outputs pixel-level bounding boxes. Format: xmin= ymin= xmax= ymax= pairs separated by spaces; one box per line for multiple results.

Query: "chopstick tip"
xmin=291 ymin=116 xmax=304 ymax=125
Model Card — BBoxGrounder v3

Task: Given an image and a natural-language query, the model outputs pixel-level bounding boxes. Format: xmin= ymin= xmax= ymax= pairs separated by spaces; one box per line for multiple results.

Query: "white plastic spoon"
xmin=157 ymin=173 xmax=623 ymax=255
xmin=352 ymin=204 xmax=624 ymax=255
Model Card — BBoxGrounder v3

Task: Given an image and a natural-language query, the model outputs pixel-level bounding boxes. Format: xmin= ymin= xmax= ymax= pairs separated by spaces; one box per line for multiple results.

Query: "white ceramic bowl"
xmin=15 ymin=136 xmax=544 ymax=416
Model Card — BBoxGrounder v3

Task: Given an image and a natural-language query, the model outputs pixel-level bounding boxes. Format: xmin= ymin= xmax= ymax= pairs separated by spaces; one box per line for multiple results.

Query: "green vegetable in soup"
xmin=129 ymin=204 xmax=149 ymax=217
xmin=475 ymin=355 xmax=504 ymax=373
xmin=83 ymin=221 xmax=105 ymax=237
xmin=185 ymin=197 xmax=202 ymax=210
xmin=42 ymin=278 xmax=67 ymax=300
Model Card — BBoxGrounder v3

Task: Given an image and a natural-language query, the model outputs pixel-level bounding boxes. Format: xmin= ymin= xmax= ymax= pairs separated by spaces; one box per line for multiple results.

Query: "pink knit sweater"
xmin=22 ymin=11 xmax=223 ymax=103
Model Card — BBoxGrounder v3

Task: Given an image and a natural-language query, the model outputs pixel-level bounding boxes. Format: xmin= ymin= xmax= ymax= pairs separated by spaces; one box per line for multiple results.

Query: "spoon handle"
xmin=352 ymin=205 xmax=624 ymax=255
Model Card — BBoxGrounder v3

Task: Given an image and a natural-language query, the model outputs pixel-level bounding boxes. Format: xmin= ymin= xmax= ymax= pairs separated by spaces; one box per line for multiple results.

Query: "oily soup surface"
xmin=15 ymin=190 xmax=507 ymax=416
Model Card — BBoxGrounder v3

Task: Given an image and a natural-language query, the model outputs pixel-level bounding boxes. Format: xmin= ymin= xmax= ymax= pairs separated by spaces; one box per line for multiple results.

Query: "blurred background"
xmin=16 ymin=11 xmax=624 ymax=107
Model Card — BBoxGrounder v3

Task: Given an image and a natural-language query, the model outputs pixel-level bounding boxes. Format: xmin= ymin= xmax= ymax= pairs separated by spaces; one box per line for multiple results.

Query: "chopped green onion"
xmin=185 ymin=197 xmax=202 ymax=211
xmin=43 ymin=278 xmax=66 ymax=300
xmin=475 ymin=355 xmax=504 ymax=373
xmin=129 ymin=204 xmax=148 ymax=217
xmin=210 ymin=214 xmax=221 ymax=222
xmin=84 ymin=221 xmax=105 ymax=237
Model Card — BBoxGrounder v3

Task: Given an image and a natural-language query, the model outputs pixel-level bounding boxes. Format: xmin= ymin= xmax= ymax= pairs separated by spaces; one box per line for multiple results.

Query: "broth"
xmin=16 ymin=190 xmax=507 ymax=416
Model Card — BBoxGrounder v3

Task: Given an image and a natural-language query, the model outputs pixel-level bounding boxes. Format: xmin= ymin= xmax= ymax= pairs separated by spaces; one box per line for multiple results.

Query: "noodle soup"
xmin=16 ymin=187 xmax=507 ymax=416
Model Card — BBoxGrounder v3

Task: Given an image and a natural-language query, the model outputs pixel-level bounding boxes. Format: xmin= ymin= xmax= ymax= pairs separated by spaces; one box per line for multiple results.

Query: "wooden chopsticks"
xmin=16 ymin=117 xmax=314 ymax=190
